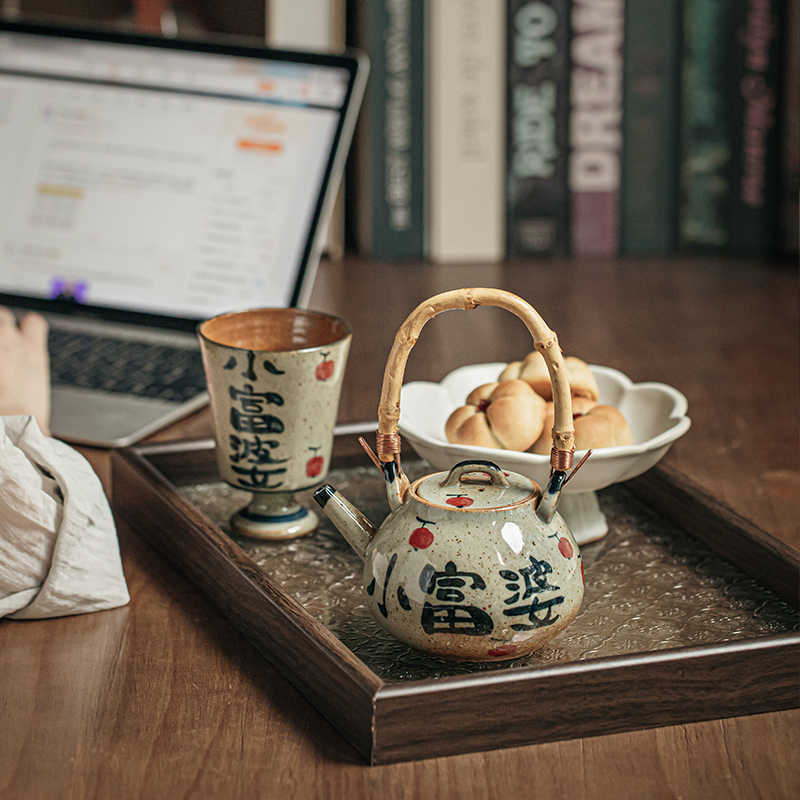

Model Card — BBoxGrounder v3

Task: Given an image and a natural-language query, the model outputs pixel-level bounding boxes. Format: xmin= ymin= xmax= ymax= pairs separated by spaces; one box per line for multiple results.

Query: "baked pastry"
xmin=499 ymin=352 xmax=599 ymax=402
xmin=531 ymin=402 xmax=632 ymax=454
xmin=445 ymin=379 xmax=546 ymax=451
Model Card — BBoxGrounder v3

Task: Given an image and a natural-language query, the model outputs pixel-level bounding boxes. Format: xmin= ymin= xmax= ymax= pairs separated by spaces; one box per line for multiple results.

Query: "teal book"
xmin=679 ymin=0 xmax=735 ymax=251
xmin=621 ymin=0 xmax=680 ymax=254
xmin=349 ymin=0 xmax=424 ymax=259
xmin=781 ymin=0 xmax=799 ymax=254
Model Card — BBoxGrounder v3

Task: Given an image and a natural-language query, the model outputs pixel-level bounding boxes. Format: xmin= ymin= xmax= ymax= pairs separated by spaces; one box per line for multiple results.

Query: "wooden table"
xmin=2 ymin=257 xmax=798 ymax=798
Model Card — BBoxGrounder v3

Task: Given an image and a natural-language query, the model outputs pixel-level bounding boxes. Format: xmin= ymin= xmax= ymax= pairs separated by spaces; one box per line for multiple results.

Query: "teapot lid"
xmin=411 ymin=460 xmax=539 ymax=511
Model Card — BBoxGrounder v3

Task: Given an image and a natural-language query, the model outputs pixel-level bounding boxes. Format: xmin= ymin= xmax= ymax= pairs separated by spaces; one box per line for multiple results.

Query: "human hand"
xmin=0 ymin=308 xmax=50 ymax=435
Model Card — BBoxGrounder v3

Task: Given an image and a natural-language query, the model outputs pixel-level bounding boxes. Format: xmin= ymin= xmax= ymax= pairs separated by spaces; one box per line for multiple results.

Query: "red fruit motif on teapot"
xmin=558 ymin=537 xmax=574 ymax=558
xmin=445 ymin=494 xmax=474 ymax=507
xmin=306 ymin=446 xmax=323 ymax=478
xmin=315 ymin=351 xmax=334 ymax=381
xmin=409 ymin=517 xmax=435 ymax=550
xmin=487 ymin=643 xmax=517 ymax=658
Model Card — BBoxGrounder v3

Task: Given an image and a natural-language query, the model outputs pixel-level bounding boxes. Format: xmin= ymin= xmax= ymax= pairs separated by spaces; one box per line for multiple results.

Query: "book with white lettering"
xmin=350 ymin=0 xmax=424 ymax=260
xmin=568 ymin=0 xmax=624 ymax=257
xmin=620 ymin=0 xmax=680 ymax=255
xmin=426 ymin=0 xmax=505 ymax=262
xmin=728 ymin=0 xmax=784 ymax=256
xmin=679 ymin=0 xmax=734 ymax=251
xmin=506 ymin=0 xmax=570 ymax=258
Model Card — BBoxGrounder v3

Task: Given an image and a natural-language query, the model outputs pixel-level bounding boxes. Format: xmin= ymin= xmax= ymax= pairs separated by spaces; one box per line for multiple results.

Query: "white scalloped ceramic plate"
xmin=399 ymin=363 xmax=691 ymax=495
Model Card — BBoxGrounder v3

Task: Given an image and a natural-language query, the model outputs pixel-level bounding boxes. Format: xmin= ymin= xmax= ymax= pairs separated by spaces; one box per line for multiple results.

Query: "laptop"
xmin=0 ymin=20 xmax=367 ymax=447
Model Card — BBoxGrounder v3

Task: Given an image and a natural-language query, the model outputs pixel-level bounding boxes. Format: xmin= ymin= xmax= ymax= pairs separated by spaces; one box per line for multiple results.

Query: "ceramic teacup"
xmin=198 ymin=307 xmax=351 ymax=540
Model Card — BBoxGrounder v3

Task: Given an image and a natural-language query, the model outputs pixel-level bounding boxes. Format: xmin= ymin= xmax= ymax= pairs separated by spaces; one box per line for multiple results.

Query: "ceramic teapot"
xmin=314 ymin=288 xmax=587 ymax=661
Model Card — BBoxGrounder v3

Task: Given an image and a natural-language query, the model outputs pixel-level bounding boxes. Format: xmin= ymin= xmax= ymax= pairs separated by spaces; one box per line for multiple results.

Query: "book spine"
xmin=728 ymin=0 xmax=784 ymax=256
xmin=426 ymin=0 xmax=505 ymax=262
xmin=781 ymin=0 xmax=800 ymax=254
xmin=267 ymin=0 xmax=342 ymax=50
xmin=678 ymin=0 xmax=734 ymax=251
xmin=506 ymin=0 xmax=570 ymax=258
xmin=620 ymin=0 xmax=680 ymax=255
xmin=353 ymin=0 xmax=424 ymax=259
xmin=568 ymin=0 xmax=624 ymax=257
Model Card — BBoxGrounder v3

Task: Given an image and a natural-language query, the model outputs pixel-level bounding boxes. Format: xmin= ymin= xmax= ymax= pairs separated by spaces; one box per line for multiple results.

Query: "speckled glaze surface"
xmin=322 ymin=460 xmax=584 ymax=661
xmin=198 ymin=308 xmax=350 ymax=509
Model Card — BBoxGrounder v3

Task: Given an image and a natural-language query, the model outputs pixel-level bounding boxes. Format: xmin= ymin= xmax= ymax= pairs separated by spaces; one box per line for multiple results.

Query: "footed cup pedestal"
xmin=231 ymin=492 xmax=318 ymax=540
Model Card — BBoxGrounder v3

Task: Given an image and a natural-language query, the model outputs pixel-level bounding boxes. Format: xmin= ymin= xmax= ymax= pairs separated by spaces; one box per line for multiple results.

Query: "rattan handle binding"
xmin=376 ymin=288 xmax=575 ymax=470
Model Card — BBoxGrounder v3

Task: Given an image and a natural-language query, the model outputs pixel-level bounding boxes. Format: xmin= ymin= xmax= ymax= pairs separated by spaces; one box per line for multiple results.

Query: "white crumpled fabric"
xmin=0 ymin=415 xmax=129 ymax=619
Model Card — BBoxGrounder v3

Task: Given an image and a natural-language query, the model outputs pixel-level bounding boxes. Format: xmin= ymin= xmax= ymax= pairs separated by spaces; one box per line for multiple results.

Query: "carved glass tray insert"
xmin=112 ymin=440 xmax=800 ymax=764
xmin=179 ymin=460 xmax=799 ymax=683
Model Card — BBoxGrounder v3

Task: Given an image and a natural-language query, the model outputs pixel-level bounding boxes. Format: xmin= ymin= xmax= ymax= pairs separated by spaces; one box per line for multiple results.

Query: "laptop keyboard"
xmin=49 ymin=329 xmax=208 ymax=404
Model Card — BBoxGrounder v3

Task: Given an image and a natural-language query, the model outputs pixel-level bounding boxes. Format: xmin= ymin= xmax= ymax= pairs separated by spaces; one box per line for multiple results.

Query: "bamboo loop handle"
xmin=377 ymin=288 xmax=575 ymax=464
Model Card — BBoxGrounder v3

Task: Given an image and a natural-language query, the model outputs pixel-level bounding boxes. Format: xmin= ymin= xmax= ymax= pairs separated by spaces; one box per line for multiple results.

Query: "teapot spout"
xmin=313 ymin=485 xmax=375 ymax=560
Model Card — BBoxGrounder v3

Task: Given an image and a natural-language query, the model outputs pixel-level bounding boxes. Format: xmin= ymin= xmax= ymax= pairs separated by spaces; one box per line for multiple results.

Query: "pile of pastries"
xmin=445 ymin=352 xmax=633 ymax=453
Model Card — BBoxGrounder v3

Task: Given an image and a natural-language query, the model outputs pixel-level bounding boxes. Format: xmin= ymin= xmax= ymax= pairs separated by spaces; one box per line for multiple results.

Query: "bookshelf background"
xmin=5 ymin=0 xmax=797 ymax=263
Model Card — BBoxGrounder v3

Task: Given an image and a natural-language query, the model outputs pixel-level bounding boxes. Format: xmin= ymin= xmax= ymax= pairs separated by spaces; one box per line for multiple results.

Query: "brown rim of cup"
xmin=197 ymin=307 xmax=351 ymax=354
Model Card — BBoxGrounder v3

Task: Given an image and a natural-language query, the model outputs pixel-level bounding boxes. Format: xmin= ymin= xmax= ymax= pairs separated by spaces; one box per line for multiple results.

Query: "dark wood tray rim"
xmin=111 ymin=436 xmax=800 ymax=764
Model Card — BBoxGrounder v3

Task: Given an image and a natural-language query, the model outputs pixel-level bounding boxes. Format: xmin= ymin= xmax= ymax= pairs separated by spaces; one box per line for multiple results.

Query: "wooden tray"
xmin=111 ymin=435 xmax=800 ymax=764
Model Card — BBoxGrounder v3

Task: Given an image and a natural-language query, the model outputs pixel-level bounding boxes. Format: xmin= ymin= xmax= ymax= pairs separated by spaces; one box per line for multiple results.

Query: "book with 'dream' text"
xmin=569 ymin=0 xmax=624 ymax=258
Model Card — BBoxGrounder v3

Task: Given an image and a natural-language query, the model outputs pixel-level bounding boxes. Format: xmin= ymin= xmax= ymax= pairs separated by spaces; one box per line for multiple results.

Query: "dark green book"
xmin=780 ymin=0 xmax=799 ymax=254
xmin=349 ymin=0 xmax=424 ymax=259
xmin=679 ymin=0 xmax=735 ymax=251
xmin=621 ymin=0 xmax=680 ymax=254
xmin=728 ymin=0 xmax=785 ymax=256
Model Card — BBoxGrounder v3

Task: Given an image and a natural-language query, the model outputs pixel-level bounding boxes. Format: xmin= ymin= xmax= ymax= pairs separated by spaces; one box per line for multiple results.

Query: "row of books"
xmin=329 ymin=0 xmax=795 ymax=261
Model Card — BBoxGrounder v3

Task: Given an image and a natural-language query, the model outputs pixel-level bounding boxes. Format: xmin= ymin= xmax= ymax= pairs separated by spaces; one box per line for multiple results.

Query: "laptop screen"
xmin=0 ymin=27 xmax=356 ymax=321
